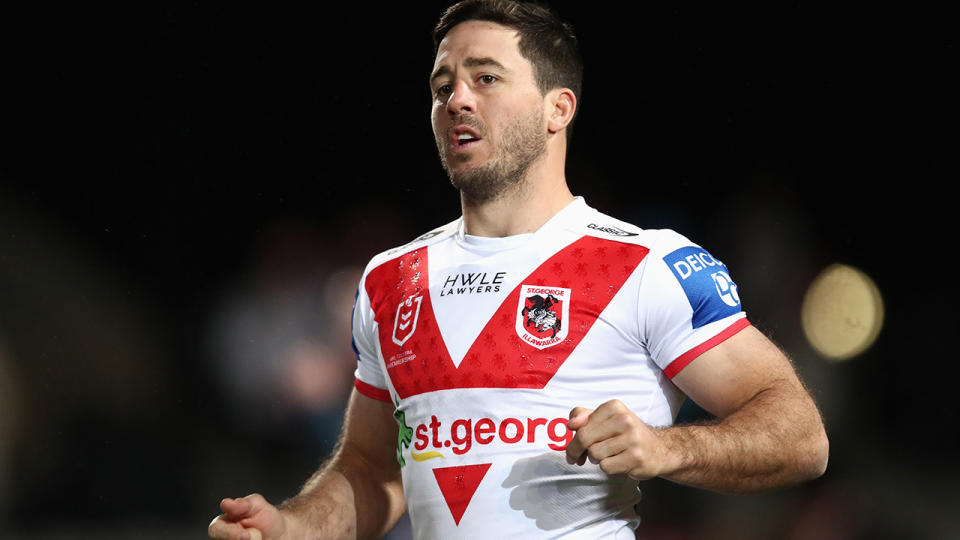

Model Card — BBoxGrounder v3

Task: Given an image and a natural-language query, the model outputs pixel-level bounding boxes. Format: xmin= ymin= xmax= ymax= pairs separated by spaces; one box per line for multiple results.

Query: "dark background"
xmin=0 ymin=2 xmax=955 ymax=538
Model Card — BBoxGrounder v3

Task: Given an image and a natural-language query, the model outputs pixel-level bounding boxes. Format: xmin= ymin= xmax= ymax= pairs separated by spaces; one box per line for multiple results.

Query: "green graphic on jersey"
xmin=393 ymin=399 xmax=413 ymax=467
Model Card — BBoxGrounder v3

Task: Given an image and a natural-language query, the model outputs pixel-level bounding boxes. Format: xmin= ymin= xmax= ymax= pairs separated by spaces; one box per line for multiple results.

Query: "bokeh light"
xmin=801 ymin=263 xmax=884 ymax=362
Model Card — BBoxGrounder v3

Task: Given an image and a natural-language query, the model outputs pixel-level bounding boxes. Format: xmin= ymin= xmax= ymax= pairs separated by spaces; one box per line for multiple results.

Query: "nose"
xmin=445 ymin=79 xmax=477 ymax=116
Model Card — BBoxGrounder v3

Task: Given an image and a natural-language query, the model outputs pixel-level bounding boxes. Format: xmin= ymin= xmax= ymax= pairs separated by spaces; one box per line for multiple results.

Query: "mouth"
xmin=450 ymin=125 xmax=483 ymax=152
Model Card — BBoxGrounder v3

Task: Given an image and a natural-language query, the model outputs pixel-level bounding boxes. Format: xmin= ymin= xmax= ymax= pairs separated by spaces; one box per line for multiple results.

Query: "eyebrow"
xmin=430 ymin=56 xmax=509 ymax=84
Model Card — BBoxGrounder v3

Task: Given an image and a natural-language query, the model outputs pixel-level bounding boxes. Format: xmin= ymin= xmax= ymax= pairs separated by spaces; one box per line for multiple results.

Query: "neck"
xmin=460 ymin=154 xmax=574 ymax=238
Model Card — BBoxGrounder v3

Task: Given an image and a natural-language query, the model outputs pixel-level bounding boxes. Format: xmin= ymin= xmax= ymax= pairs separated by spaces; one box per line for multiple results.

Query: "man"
xmin=209 ymin=1 xmax=828 ymax=538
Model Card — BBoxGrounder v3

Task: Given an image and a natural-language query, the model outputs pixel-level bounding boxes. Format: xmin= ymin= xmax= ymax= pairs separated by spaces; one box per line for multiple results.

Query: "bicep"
xmin=670 ymin=325 xmax=803 ymax=418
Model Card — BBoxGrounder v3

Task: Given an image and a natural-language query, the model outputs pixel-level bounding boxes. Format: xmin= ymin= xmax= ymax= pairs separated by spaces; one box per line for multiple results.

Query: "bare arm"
xmin=209 ymin=389 xmax=405 ymax=539
xmin=281 ymin=389 xmax=405 ymax=538
xmin=656 ymin=325 xmax=828 ymax=492
xmin=567 ymin=325 xmax=828 ymax=494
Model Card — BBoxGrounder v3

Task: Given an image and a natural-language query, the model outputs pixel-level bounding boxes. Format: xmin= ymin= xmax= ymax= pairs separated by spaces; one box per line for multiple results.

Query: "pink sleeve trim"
xmin=354 ymin=379 xmax=392 ymax=402
xmin=663 ymin=318 xmax=751 ymax=379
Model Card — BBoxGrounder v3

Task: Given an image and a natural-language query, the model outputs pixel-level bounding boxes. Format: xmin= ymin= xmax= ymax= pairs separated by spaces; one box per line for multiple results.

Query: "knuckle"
xmin=600 ymin=399 xmax=620 ymax=410
xmin=611 ymin=413 xmax=632 ymax=432
xmin=587 ymin=445 xmax=601 ymax=460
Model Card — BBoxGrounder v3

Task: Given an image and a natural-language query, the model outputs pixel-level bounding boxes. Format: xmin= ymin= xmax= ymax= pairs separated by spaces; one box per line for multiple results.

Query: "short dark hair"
xmin=433 ymin=0 xmax=583 ymax=143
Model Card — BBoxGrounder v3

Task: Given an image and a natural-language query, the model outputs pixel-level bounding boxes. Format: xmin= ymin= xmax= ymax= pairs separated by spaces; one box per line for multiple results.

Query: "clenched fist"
xmin=208 ymin=493 xmax=286 ymax=540
xmin=565 ymin=399 xmax=677 ymax=480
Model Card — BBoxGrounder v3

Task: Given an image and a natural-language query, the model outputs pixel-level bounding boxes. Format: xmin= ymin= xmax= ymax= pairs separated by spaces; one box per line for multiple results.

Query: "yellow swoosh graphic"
xmin=411 ymin=451 xmax=444 ymax=461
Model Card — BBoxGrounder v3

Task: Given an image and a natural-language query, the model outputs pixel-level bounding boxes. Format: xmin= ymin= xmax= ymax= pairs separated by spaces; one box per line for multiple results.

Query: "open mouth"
xmin=452 ymin=127 xmax=483 ymax=150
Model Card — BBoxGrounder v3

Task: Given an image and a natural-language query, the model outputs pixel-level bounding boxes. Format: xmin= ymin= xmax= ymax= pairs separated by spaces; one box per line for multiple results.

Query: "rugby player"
xmin=209 ymin=1 xmax=828 ymax=538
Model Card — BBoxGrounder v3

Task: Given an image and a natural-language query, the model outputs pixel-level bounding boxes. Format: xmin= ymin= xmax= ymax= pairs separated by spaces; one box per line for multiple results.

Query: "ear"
xmin=545 ymin=88 xmax=576 ymax=134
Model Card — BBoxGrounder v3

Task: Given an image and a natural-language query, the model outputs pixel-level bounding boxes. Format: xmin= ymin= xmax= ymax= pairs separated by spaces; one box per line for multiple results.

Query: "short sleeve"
xmin=351 ymin=278 xmax=392 ymax=402
xmin=639 ymin=230 xmax=750 ymax=379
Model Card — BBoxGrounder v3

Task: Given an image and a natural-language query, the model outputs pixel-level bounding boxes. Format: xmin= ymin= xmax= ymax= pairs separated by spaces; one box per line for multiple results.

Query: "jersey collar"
xmin=456 ymin=197 xmax=591 ymax=251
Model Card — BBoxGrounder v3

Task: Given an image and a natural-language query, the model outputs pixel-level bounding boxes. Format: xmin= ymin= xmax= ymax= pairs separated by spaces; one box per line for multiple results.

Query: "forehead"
xmin=432 ymin=20 xmax=529 ymax=74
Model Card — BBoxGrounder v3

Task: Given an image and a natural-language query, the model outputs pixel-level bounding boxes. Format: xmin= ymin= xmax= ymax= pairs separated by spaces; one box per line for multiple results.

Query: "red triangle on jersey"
xmin=432 ymin=463 xmax=492 ymax=525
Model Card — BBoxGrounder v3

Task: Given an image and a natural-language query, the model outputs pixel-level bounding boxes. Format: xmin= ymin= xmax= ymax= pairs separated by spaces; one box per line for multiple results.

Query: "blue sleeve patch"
xmin=663 ymin=246 xmax=742 ymax=329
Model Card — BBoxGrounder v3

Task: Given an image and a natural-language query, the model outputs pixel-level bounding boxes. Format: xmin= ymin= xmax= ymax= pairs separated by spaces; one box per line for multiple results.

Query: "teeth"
xmin=457 ymin=133 xmax=477 ymax=141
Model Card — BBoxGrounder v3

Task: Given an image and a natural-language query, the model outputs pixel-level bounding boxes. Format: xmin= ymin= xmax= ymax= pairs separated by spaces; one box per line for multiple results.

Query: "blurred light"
xmin=802 ymin=263 xmax=884 ymax=362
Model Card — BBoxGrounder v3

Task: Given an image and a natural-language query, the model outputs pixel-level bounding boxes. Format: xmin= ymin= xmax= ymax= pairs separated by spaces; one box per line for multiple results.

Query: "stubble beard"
xmin=436 ymin=107 xmax=547 ymax=204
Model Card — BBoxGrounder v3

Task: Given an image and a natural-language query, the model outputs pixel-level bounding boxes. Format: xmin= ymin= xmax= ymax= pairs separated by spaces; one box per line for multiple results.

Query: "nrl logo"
xmin=392 ymin=294 xmax=423 ymax=346
xmin=516 ymin=285 xmax=570 ymax=349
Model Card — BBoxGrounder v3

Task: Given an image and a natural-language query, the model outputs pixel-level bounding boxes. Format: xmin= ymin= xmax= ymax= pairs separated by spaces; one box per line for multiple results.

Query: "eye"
xmin=478 ymin=74 xmax=498 ymax=85
xmin=435 ymin=84 xmax=452 ymax=97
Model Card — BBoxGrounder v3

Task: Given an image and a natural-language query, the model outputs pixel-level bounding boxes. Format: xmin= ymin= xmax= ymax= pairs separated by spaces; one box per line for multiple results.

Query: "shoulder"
xmin=361 ymin=218 xmax=460 ymax=276
xmin=569 ymin=202 xmax=733 ymax=285
xmin=563 ymin=201 xmax=697 ymax=255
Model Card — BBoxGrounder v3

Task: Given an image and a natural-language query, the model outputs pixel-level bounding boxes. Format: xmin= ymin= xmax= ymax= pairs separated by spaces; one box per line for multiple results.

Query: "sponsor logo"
xmin=440 ymin=271 xmax=506 ymax=297
xmin=404 ymin=413 xmax=573 ymax=526
xmin=410 ymin=414 xmax=573 ymax=460
xmin=392 ymin=294 xmax=423 ymax=346
xmin=516 ymin=285 xmax=570 ymax=349
xmin=588 ymin=223 xmax=639 ymax=237
xmin=663 ymin=246 xmax=742 ymax=328
xmin=413 ymin=230 xmax=444 ymax=242
xmin=669 ymin=250 xmax=724 ymax=279
xmin=386 ymin=229 xmax=444 ymax=255
xmin=711 ymin=270 xmax=740 ymax=307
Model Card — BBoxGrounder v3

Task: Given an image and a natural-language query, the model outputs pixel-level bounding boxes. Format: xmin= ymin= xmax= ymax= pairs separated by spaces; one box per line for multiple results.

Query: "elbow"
xmin=800 ymin=425 xmax=830 ymax=481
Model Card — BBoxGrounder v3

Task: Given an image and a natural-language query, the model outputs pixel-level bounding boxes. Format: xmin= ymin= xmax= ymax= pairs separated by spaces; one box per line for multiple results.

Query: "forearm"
xmin=657 ymin=383 xmax=828 ymax=494
xmin=278 ymin=449 xmax=405 ymax=539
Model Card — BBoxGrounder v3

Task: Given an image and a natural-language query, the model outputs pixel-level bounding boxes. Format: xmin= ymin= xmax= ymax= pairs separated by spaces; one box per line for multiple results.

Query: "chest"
xmin=365 ymin=237 xmax=650 ymax=399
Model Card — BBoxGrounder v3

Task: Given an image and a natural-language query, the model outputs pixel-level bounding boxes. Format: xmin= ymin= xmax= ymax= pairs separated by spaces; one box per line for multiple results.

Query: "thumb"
xmin=568 ymin=406 xmax=592 ymax=430
xmin=220 ymin=497 xmax=254 ymax=520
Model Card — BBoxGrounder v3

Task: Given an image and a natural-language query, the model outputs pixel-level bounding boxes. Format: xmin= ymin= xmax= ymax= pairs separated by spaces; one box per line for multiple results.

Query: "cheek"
xmin=430 ymin=107 xmax=444 ymax=137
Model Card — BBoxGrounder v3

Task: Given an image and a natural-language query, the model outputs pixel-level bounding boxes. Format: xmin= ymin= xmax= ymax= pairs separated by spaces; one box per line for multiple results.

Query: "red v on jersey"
xmin=432 ymin=463 xmax=492 ymax=525
xmin=365 ymin=236 xmax=650 ymax=399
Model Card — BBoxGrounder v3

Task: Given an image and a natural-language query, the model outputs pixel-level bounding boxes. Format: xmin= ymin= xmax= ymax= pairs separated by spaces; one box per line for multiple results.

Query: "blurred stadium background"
xmin=0 ymin=3 xmax=955 ymax=539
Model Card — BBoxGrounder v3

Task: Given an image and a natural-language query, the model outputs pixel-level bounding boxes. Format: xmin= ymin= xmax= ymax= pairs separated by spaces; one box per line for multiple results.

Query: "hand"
xmin=208 ymin=493 xmax=286 ymax=540
xmin=565 ymin=400 xmax=675 ymax=481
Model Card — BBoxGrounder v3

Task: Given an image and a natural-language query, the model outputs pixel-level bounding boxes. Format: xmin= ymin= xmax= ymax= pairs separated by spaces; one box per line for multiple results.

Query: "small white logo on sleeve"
xmin=711 ymin=271 xmax=741 ymax=307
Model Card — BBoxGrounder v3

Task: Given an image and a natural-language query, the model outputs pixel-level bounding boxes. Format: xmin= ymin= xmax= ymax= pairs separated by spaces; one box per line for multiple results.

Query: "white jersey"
xmin=352 ymin=198 xmax=749 ymax=539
